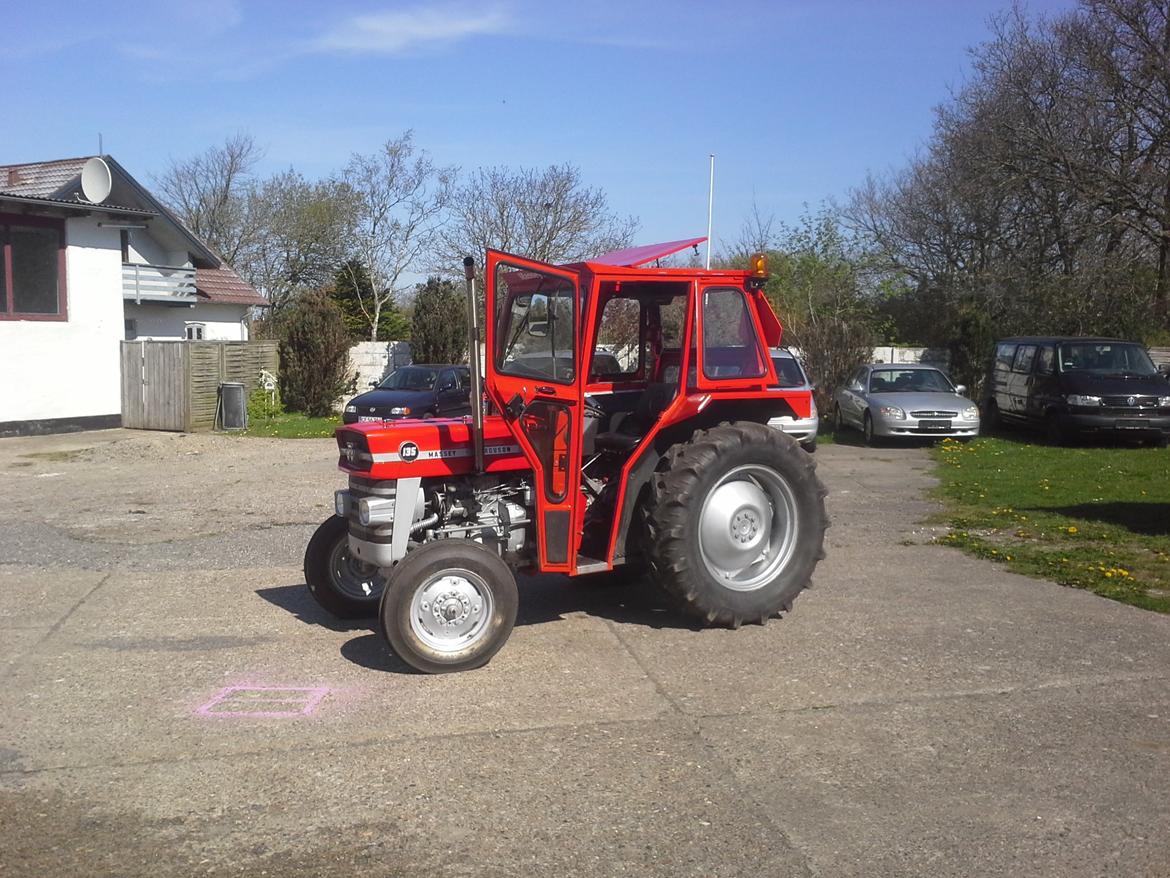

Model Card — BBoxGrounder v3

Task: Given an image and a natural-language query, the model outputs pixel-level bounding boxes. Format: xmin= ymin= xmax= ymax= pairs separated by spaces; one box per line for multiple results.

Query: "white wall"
xmin=348 ymin=340 xmax=412 ymax=391
xmin=0 ymin=218 xmax=124 ymax=423
xmin=124 ymin=302 xmax=249 ymax=341
xmin=126 ymin=228 xmax=188 ymax=268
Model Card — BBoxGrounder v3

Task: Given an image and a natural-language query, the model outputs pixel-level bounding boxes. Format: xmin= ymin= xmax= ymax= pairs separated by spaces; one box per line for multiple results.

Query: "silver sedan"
xmin=832 ymin=363 xmax=980 ymax=444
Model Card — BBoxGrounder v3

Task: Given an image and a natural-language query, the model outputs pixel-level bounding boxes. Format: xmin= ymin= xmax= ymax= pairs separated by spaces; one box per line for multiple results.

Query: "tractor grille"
xmin=910 ymin=410 xmax=958 ymax=418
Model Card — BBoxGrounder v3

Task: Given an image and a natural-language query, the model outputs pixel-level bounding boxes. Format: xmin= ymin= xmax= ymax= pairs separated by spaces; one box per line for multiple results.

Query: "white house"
xmin=0 ymin=155 xmax=267 ymax=436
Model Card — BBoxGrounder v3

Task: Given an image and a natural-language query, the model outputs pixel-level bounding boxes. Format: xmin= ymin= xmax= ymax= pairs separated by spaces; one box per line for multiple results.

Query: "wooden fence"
xmin=120 ymin=340 xmax=279 ymax=432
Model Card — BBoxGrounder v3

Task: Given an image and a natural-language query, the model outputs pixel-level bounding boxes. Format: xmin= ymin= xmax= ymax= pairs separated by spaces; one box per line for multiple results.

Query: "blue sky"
xmin=3 ymin=0 xmax=1077 ymax=255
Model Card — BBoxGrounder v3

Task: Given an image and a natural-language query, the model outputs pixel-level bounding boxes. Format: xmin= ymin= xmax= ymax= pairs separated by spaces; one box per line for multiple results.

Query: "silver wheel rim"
xmin=408 ymin=568 xmax=494 ymax=653
xmin=697 ymin=463 xmax=799 ymax=591
xmin=328 ymin=537 xmax=385 ymax=600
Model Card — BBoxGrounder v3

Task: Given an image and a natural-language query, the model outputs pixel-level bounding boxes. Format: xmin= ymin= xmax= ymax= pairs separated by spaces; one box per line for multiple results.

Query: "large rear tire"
xmin=379 ymin=540 xmax=518 ymax=674
xmin=643 ymin=423 xmax=828 ymax=627
xmin=304 ymin=515 xmax=385 ymax=618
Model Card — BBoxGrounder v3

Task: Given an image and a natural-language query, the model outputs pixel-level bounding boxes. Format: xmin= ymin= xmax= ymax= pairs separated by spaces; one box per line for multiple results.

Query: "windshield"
xmin=770 ymin=355 xmax=807 ymax=388
xmin=1058 ymin=342 xmax=1157 ymax=377
xmin=379 ymin=367 xmax=438 ymax=391
xmin=869 ymin=368 xmax=954 ymax=393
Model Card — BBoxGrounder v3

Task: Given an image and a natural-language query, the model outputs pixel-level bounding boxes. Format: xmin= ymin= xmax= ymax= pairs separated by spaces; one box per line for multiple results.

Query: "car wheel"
xmin=863 ymin=411 xmax=879 ymax=447
xmin=800 ymin=437 xmax=817 ymax=453
xmin=1046 ymin=413 xmax=1074 ymax=446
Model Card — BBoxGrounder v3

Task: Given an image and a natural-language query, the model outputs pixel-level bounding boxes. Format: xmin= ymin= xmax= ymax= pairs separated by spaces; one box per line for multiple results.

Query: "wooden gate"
xmin=120 ymin=340 xmax=278 ymax=431
xmin=120 ymin=341 xmax=188 ymax=431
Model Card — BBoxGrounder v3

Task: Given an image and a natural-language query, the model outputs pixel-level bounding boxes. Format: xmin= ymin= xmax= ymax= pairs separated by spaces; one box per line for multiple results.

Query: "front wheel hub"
xmin=410 ymin=571 xmax=493 ymax=652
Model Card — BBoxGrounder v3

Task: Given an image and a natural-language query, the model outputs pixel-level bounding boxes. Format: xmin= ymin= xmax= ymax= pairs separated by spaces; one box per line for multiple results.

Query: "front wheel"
xmin=304 ymin=516 xmax=386 ymax=618
xmin=643 ymin=423 xmax=828 ymax=627
xmin=863 ymin=411 xmax=879 ymax=446
xmin=379 ymin=540 xmax=518 ymax=674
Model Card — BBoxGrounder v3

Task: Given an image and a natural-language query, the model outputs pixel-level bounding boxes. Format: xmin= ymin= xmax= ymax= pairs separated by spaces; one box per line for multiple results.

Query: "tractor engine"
xmin=336 ymin=474 xmax=534 ymax=571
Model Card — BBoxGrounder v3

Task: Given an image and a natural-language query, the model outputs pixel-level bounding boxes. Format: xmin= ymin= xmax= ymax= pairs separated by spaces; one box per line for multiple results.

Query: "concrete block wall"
xmin=347 ymin=341 xmax=412 ymax=392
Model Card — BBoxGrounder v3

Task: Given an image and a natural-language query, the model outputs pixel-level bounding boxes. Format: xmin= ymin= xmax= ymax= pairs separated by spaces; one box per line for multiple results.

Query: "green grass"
xmin=242 ymin=412 xmax=341 ymax=439
xmin=933 ymin=436 xmax=1170 ymax=612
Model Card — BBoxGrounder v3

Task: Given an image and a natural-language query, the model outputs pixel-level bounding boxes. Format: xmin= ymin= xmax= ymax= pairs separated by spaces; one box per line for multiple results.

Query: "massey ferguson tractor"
xmin=304 ymin=238 xmax=828 ymax=673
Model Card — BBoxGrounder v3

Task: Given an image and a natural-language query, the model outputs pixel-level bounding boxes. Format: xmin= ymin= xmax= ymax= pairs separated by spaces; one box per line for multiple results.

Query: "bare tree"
xmin=437 ymin=163 xmax=638 ymax=268
xmin=340 ymin=132 xmax=455 ymax=341
xmin=154 ymin=133 xmax=264 ymax=265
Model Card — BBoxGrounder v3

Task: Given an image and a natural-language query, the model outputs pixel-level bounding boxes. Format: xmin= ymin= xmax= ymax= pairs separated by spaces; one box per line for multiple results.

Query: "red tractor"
xmin=305 ymin=239 xmax=827 ymax=673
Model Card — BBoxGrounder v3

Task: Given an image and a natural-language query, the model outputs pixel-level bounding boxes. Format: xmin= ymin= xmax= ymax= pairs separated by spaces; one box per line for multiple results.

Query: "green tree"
xmin=410 ymin=277 xmax=467 ymax=364
xmin=332 ymin=260 xmax=410 ymax=341
xmin=278 ymin=289 xmax=353 ymax=417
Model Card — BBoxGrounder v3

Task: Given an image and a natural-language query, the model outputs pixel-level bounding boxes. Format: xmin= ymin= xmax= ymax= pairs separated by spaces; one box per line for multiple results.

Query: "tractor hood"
xmin=336 ymin=416 xmax=528 ymax=479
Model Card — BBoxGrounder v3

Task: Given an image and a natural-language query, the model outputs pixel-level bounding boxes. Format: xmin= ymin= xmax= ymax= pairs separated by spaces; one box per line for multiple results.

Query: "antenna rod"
xmin=706 ymin=153 xmax=715 ymax=270
xmin=464 ymin=256 xmax=485 ymax=474
xmin=98 ymin=132 xmax=103 ymax=154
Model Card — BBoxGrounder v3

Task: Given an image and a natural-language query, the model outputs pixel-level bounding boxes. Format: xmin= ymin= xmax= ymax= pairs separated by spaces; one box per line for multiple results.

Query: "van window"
xmin=1012 ymin=345 xmax=1037 ymax=373
xmin=1036 ymin=345 xmax=1054 ymax=375
xmin=995 ymin=343 xmax=1017 ymax=369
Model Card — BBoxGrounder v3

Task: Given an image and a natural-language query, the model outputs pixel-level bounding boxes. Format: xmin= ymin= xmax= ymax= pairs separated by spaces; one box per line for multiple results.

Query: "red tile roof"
xmin=195 ymin=267 xmax=269 ymax=307
xmin=0 ymin=156 xmax=91 ymax=198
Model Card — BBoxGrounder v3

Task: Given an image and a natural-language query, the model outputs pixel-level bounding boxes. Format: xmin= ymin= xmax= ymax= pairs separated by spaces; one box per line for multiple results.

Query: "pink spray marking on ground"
xmin=196 ymin=685 xmax=330 ymax=718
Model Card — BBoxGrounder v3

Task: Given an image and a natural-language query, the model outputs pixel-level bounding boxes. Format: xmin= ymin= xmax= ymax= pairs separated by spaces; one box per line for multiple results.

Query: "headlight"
xmin=1066 ymin=394 xmax=1102 ymax=407
xmin=344 ymin=404 xmax=357 ymax=413
xmin=961 ymin=405 xmax=979 ymax=420
xmin=390 ymin=406 xmax=411 ymax=416
xmin=334 ymin=490 xmax=351 ymax=517
xmin=1159 ymin=396 xmax=1170 ymax=407
xmin=878 ymin=405 xmax=906 ymax=420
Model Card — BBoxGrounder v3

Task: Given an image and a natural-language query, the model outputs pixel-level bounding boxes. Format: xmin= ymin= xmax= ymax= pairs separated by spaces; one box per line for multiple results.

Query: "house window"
xmin=0 ymin=214 xmax=67 ymax=321
xmin=125 ymin=318 xmax=138 ymax=340
xmin=185 ymin=322 xmax=205 ymax=340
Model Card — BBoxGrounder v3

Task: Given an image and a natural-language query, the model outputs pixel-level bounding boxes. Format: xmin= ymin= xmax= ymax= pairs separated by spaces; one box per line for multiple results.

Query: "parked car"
xmin=766 ymin=348 xmax=818 ymax=452
xmin=984 ymin=337 xmax=1170 ymax=446
xmin=342 ymin=364 xmax=471 ymax=424
xmin=833 ymin=363 xmax=980 ymax=445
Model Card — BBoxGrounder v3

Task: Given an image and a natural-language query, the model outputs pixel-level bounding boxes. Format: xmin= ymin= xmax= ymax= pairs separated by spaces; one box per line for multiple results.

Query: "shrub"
xmin=247 ymin=384 xmax=281 ymax=422
xmin=278 ymin=289 xmax=352 ymax=418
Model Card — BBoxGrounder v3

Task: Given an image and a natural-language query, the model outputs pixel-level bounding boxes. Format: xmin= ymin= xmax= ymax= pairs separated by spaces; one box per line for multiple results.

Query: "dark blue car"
xmin=342 ymin=364 xmax=472 ymax=424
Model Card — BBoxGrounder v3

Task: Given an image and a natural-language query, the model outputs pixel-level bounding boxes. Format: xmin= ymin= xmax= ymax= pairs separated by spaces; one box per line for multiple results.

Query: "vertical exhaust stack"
xmin=464 ymin=256 xmax=485 ymax=474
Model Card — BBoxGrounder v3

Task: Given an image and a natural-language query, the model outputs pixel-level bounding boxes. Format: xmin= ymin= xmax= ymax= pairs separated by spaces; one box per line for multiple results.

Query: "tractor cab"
xmin=484 ymin=243 xmax=812 ymax=576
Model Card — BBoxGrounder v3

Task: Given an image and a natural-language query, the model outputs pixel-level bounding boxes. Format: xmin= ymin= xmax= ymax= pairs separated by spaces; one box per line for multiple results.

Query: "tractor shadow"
xmin=255 ymin=584 xmax=374 ymax=633
xmin=256 ymin=575 xmax=700 ymax=676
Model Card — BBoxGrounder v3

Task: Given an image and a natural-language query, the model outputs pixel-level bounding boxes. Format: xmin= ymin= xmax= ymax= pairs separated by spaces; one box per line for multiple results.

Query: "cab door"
xmin=484 ymin=250 xmax=582 ymax=573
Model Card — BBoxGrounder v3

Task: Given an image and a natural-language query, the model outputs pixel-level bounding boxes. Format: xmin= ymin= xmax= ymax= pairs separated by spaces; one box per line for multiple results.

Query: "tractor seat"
xmin=594 ymin=382 xmax=677 ymax=452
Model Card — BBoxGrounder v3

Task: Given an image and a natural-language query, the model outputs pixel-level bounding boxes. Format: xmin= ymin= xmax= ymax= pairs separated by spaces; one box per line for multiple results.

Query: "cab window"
xmin=594 ymin=296 xmax=640 ymax=377
xmin=701 ymin=287 xmax=765 ymax=380
xmin=1036 ymin=345 xmax=1055 ymax=375
xmin=495 ymin=263 xmax=576 ymax=384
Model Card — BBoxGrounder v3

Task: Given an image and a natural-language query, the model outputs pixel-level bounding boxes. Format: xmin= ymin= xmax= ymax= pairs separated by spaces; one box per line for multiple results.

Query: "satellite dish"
xmin=80 ymin=157 xmax=112 ymax=204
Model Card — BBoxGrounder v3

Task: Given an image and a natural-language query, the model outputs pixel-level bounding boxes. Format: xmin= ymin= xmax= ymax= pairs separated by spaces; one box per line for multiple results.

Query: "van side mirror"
xmin=1158 ymin=363 xmax=1170 ymax=377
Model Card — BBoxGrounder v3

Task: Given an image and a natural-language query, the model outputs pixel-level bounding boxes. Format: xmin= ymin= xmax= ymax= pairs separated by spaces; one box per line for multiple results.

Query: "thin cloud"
xmin=315 ymin=4 xmax=510 ymax=54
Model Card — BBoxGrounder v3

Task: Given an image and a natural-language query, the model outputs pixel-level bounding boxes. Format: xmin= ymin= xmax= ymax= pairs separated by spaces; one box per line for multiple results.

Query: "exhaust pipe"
xmin=464 ymin=255 xmax=485 ymax=474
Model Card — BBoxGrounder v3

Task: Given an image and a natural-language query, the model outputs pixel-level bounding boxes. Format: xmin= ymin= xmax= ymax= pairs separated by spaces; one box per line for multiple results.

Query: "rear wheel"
xmin=1046 ymin=412 xmax=1074 ymax=446
xmin=643 ymin=423 xmax=828 ymax=627
xmin=304 ymin=515 xmax=385 ymax=618
xmin=379 ymin=540 xmax=518 ymax=674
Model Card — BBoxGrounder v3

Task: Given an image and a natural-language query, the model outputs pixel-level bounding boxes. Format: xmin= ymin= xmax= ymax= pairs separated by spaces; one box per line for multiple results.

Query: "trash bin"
xmin=218 ymin=382 xmax=247 ymax=431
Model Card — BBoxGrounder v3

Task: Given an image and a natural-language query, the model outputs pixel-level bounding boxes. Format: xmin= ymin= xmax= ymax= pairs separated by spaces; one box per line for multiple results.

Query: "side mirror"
xmin=439 ymin=381 xmax=456 ymax=392
xmin=1158 ymin=363 xmax=1170 ymax=377
xmin=955 ymin=384 xmax=967 ymax=395
xmin=527 ymin=320 xmax=548 ymax=338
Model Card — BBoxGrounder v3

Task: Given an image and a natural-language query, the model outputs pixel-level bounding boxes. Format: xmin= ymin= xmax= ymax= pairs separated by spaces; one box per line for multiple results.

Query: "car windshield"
xmin=869 ymin=368 xmax=953 ymax=393
xmin=770 ymin=355 xmax=807 ymax=388
xmin=1058 ymin=342 xmax=1157 ymax=377
xmin=379 ymin=367 xmax=438 ymax=391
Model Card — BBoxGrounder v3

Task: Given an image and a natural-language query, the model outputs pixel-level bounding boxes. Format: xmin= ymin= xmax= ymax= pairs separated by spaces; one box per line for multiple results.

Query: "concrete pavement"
xmin=1 ymin=429 xmax=1167 ymax=876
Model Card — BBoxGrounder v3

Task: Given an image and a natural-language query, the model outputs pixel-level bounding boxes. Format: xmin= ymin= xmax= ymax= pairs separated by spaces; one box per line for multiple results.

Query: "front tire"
xmin=643 ymin=423 xmax=828 ymax=627
xmin=304 ymin=516 xmax=386 ymax=618
xmin=379 ymin=540 xmax=518 ymax=674
xmin=863 ymin=411 xmax=879 ymax=446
